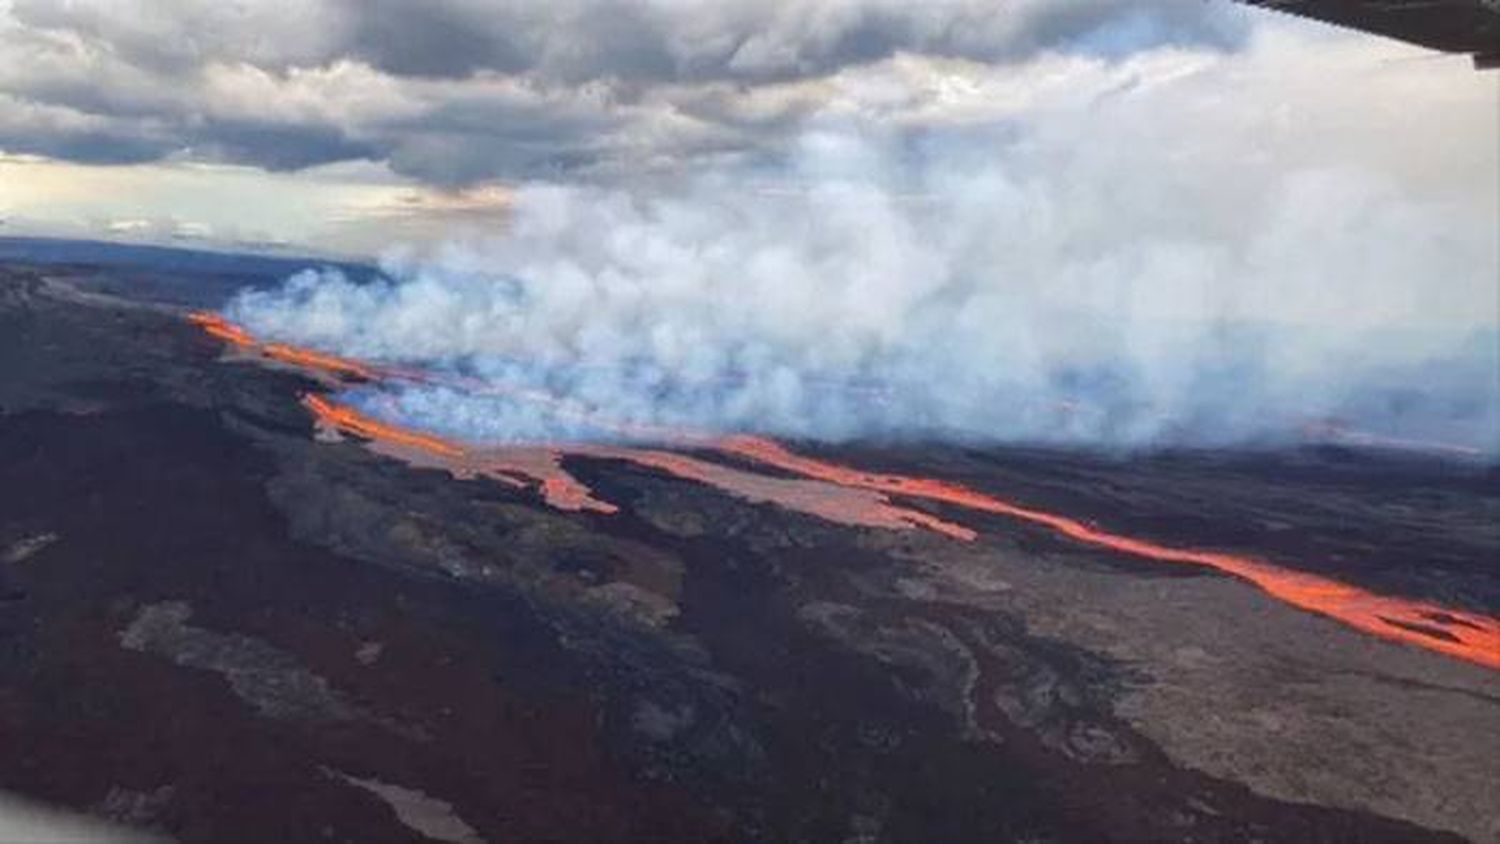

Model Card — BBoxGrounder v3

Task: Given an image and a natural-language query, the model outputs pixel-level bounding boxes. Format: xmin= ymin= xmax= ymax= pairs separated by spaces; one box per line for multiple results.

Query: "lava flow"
xmin=587 ymin=445 xmax=976 ymax=540
xmin=302 ymin=392 xmax=973 ymax=535
xmin=303 ymin=394 xmax=462 ymax=458
xmin=190 ymin=311 xmax=1500 ymax=671
xmin=188 ymin=311 xmax=256 ymax=346
xmin=189 ymin=312 xmax=376 ymax=381
xmin=717 ymin=436 xmax=1500 ymax=670
xmin=302 ymin=393 xmax=616 ymax=513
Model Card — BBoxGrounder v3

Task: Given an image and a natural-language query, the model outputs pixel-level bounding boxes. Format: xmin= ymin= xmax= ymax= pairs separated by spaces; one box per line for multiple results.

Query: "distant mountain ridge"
xmin=0 ymin=235 xmax=375 ymax=308
xmin=0 ymin=235 xmax=369 ymax=280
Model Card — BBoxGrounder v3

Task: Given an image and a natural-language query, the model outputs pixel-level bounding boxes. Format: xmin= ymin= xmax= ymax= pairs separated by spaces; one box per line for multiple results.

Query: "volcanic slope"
xmin=1 ymin=261 xmax=1497 ymax=843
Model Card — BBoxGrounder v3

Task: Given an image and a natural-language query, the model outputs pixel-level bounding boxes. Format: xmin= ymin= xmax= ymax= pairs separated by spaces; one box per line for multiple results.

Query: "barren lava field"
xmin=1 ymin=257 xmax=1497 ymax=842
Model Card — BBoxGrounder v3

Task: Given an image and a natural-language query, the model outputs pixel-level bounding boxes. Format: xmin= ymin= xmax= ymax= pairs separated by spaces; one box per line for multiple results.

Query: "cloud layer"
xmin=0 ymin=0 xmax=1246 ymax=183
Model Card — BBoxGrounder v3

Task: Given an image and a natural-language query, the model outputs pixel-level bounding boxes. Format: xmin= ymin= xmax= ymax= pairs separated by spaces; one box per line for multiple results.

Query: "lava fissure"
xmin=190 ymin=312 xmax=379 ymax=382
xmin=716 ymin=436 xmax=1500 ymax=670
xmin=192 ymin=312 xmax=1500 ymax=671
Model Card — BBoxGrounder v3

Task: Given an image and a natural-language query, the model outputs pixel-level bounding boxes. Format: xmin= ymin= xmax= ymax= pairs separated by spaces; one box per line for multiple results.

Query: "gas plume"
xmin=221 ymin=29 xmax=1498 ymax=454
xmin=225 ymin=125 xmax=1497 ymax=455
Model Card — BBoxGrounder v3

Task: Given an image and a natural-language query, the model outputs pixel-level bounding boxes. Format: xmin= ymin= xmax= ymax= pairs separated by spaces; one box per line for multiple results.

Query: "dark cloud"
xmin=0 ymin=93 xmax=175 ymax=163
xmin=0 ymin=0 xmax=1252 ymax=183
xmin=0 ymin=127 xmax=171 ymax=165
xmin=332 ymin=0 xmax=1248 ymax=84
xmin=345 ymin=0 xmax=529 ymax=79
xmin=193 ymin=120 xmax=378 ymax=171
xmin=387 ymin=133 xmax=600 ymax=186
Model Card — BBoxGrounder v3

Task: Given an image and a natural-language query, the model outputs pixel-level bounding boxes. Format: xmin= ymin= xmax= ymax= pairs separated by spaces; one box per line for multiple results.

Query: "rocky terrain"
xmin=1 ymin=259 xmax=1496 ymax=842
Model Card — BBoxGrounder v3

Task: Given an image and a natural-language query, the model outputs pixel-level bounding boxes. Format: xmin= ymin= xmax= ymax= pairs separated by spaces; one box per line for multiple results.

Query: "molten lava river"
xmin=190 ymin=311 xmax=1500 ymax=671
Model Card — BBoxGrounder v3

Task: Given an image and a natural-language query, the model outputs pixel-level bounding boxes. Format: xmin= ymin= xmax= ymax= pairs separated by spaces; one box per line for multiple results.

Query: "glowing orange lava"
xmin=189 ymin=312 xmax=375 ymax=381
xmin=188 ymin=311 xmax=255 ymax=347
xmin=717 ymin=436 xmax=1500 ymax=670
xmin=189 ymin=311 xmax=1500 ymax=671
xmin=299 ymin=391 xmax=969 ymax=532
xmin=264 ymin=343 xmax=376 ymax=381
xmin=303 ymin=394 xmax=462 ymax=458
xmin=301 ymin=393 xmax=615 ymax=512
xmin=585 ymin=446 xmax=977 ymax=540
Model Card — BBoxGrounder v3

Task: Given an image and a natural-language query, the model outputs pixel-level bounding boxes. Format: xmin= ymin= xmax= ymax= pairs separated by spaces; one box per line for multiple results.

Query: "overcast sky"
xmin=0 ymin=0 xmax=1494 ymax=255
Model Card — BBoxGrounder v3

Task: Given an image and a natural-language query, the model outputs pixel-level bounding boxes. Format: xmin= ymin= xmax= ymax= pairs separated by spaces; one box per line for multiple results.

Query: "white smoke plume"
xmin=227 ymin=35 xmax=1499 ymax=455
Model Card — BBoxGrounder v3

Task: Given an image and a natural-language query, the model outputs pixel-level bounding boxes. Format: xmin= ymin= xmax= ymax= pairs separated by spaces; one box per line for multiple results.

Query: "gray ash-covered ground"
xmin=0 ymin=252 xmax=1497 ymax=843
